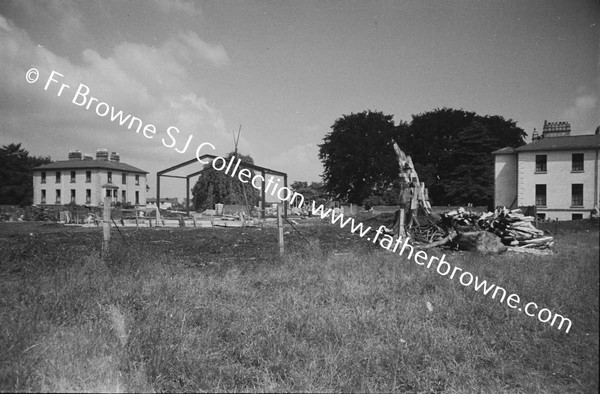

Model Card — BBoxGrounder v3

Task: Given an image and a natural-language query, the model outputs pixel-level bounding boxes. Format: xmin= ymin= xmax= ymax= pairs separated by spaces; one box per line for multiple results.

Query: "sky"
xmin=1 ymin=0 xmax=598 ymax=200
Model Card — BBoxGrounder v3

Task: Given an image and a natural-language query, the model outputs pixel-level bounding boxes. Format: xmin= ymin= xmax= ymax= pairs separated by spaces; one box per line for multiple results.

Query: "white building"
xmin=32 ymin=149 xmax=148 ymax=207
xmin=493 ymin=122 xmax=599 ymax=220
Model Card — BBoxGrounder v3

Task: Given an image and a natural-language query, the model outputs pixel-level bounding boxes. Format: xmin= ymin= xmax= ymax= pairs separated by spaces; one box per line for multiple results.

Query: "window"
xmin=55 ymin=189 xmax=61 ymax=204
xmin=106 ymin=189 xmax=112 ymax=197
xmin=535 ymin=184 xmax=546 ymax=206
xmin=535 ymin=155 xmax=547 ymax=173
xmin=70 ymin=171 xmax=76 ymax=183
xmin=41 ymin=172 xmax=46 ymax=184
xmin=86 ymin=189 xmax=91 ymax=204
xmin=122 ymin=173 xmax=127 ymax=184
xmin=572 ymin=213 xmax=583 ymax=220
xmin=108 ymin=171 xmax=112 ymax=183
xmin=572 ymin=153 xmax=584 ymax=172
xmin=135 ymin=191 xmax=139 ymax=205
xmin=122 ymin=190 xmax=127 ymax=203
xmin=537 ymin=213 xmax=546 ymax=220
xmin=135 ymin=174 xmax=140 ymax=185
xmin=571 ymin=184 xmax=583 ymax=207
xmin=70 ymin=189 xmax=76 ymax=203
xmin=55 ymin=171 xmax=61 ymax=183
xmin=41 ymin=189 xmax=46 ymax=204
xmin=86 ymin=171 xmax=91 ymax=183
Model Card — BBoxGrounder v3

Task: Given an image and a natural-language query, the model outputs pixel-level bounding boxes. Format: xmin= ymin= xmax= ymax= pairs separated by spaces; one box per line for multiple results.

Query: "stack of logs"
xmin=406 ymin=208 xmax=554 ymax=254
xmin=416 ymin=207 xmax=554 ymax=254
xmin=479 ymin=207 xmax=554 ymax=252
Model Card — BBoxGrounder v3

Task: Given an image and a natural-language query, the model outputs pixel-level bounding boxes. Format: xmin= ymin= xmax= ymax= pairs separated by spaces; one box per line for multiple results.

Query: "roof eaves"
xmin=32 ymin=160 xmax=148 ymax=173
xmin=492 ymin=147 xmax=516 ymax=155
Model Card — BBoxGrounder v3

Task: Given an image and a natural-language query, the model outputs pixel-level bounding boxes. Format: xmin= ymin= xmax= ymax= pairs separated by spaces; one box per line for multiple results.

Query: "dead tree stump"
xmin=454 ymin=231 xmax=507 ymax=254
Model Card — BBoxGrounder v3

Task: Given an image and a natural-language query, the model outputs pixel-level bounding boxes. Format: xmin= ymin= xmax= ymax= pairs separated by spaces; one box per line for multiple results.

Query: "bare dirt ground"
xmin=0 ymin=218 xmax=385 ymax=268
xmin=2 ymin=214 xmax=594 ymax=265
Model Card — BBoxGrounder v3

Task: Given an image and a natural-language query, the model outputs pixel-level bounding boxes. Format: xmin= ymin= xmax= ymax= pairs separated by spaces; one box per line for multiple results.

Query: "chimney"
xmin=68 ymin=150 xmax=82 ymax=160
xmin=542 ymin=120 xmax=571 ymax=138
xmin=110 ymin=152 xmax=120 ymax=163
xmin=96 ymin=148 xmax=109 ymax=161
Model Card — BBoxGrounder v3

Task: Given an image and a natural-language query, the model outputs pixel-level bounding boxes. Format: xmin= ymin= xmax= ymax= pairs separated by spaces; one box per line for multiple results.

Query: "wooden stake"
xmin=277 ymin=203 xmax=284 ymax=257
xmin=102 ymin=197 xmax=111 ymax=257
xmin=398 ymin=208 xmax=406 ymax=237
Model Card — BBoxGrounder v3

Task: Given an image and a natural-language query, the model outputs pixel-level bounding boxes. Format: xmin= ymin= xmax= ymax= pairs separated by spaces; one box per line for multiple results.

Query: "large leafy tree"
xmin=0 ymin=143 xmax=51 ymax=206
xmin=191 ymin=152 xmax=261 ymax=211
xmin=319 ymin=110 xmax=404 ymax=204
xmin=398 ymin=108 xmax=526 ymax=208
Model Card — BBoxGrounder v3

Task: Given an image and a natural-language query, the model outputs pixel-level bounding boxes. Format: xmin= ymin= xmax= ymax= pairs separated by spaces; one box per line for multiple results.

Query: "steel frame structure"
xmin=156 ymin=154 xmax=288 ymax=218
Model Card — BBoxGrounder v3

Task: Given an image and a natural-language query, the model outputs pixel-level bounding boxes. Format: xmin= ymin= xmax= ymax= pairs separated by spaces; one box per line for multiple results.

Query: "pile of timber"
xmin=437 ymin=207 xmax=554 ymax=254
xmin=481 ymin=208 xmax=554 ymax=252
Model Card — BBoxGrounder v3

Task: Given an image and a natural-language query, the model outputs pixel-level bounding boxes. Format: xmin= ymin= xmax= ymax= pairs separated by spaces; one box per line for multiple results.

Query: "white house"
xmin=32 ymin=149 xmax=148 ymax=207
xmin=493 ymin=121 xmax=599 ymax=221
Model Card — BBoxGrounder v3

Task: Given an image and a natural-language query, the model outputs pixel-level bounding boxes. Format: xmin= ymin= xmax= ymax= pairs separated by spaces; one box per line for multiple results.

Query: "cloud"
xmin=171 ymin=31 xmax=231 ymax=67
xmin=152 ymin=0 xmax=201 ymax=17
xmin=560 ymin=93 xmax=599 ymax=133
xmin=0 ymin=14 xmax=12 ymax=32
xmin=0 ymin=13 xmax=232 ymax=189
xmin=6 ymin=0 xmax=85 ymax=43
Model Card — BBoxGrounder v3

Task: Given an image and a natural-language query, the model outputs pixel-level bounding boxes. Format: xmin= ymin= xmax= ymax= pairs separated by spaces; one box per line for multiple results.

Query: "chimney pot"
xmin=68 ymin=150 xmax=82 ymax=160
xmin=96 ymin=148 xmax=109 ymax=161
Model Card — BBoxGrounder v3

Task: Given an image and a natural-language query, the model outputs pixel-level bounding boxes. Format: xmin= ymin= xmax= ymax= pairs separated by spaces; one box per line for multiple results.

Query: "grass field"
xmin=0 ymin=219 xmax=598 ymax=392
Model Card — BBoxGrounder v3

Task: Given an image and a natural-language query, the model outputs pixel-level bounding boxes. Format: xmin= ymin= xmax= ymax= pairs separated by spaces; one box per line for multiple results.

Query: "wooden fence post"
xmin=277 ymin=203 xmax=284 ymax=257
xmin=102 ymin=197 xmax=111 ymax=257
xmin=155 ymin=206 xmax=161 ymax=227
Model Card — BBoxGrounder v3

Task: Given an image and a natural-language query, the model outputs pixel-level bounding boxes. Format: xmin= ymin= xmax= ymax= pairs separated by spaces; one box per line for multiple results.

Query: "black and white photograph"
xmin=0 ymin=0 xmax=598 ymax=392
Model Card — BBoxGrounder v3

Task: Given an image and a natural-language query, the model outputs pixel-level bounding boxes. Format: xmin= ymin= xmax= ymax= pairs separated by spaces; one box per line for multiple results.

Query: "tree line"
xmin=318 ymin=108 xmax=527 ymax=209
xmin=0 ymin=143 xmax=51 ymax=206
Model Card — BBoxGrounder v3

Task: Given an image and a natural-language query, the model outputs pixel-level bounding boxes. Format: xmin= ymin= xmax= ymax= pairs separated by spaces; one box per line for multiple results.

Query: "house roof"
xmin=491 ymin=147 xmax=516 ymax=155
xmin=493 ymin=133 xmax=600 ymax=154
xmin=32 ymin=159 xmax=148 ymax=174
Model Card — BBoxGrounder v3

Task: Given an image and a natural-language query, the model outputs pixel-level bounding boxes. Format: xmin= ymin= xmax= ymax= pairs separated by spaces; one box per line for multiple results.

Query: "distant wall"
xmin=368 ymin=205 xmax=488 ymax=214
xmin=222 ymin=204 xmax=250 ymax=215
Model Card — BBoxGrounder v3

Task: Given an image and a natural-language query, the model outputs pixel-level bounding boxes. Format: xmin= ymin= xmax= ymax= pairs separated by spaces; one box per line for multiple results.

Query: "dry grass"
xmin=0 ymin=223 xmax=598 ymax=392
